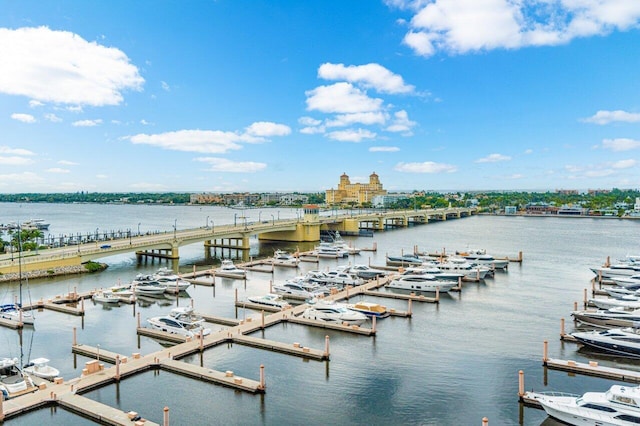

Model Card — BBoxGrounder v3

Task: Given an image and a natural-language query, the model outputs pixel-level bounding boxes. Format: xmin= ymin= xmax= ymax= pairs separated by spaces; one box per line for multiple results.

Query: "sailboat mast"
xmin=17 ymin=224 xmax=22 ymax=307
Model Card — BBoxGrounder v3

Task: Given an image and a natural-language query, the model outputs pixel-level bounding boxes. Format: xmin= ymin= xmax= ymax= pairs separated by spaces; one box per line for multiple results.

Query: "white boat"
xmin=329 ymin=231 xmax=361 ymax=255
xmin=436 ymin=257 xmax=490 ymax=280
xmin=606 ymin=286 xmax=640 ymax=299
xmin=92 ymin=290 xmax=121 ymax=304
xmin=317 ymin=270 xmax=364 ymax=286
xmin=340 ymin=264 xmax=387 ymax=279
xmin=0 ymin=357 xmax=35 ymax=399
xmin=151 ymin=273 xmax=192 ymax=293
xmin=347 ymin=301 xmax=390 ymax=318
xmin=572 ymin=306 xmax=640 ymax=328
xmin=572 ymin=327 xmax=640 ymax=358
xmin=312 ymin=242 xmax=349 ymax=258
xmin=272 ymin=249 xmax=300 ymax=266
xmin=400 ymin=266 xmax=464 ymax=282
xmin=301 ymin=300 xmax=367 ymax=325
xmin=611 ymin=274 xmax=640 ymax=289
xmin=132 ymin=281 xmax=166 ymax=296
xmin=592 ymin=263 xmax=640 ymax=278
xmin=272 ymin=281 xmax=326 ymax=299
xmin=0 ymin=304 xmax=35 ymax=325
xmin=387 ymin=274 xmax=458 ymax=293
xmin=23 ymin=357 xmax=60 ymax=381
xmin=528 ymin=383 xmax=640 ymax=425
xmin=21 ymin=219 xmax=49 ymax=230
xmin=218 ymin=259 xmax=247 ymax=277
xmin=589 ymin=297 xmax=640 ymax=310
xmin=386 ymin=254 xmax=424 ymax=266
xmin=247 ymin=294 xmax=292 ymax=310
xmin=147 ymin=307 xmax=211 ymax=338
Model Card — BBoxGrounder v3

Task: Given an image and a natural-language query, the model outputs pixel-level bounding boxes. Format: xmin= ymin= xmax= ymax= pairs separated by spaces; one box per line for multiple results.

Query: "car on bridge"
xmin=100 ymin=244 xmax=112 ymax=249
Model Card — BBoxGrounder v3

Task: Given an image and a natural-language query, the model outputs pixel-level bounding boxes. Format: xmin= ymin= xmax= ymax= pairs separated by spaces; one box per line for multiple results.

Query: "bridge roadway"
xmin=0 ymin=207 xmax=476 ymax=274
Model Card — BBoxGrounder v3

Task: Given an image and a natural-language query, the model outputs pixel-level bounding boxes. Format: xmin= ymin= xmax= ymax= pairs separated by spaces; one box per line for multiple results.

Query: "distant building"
xmin=371 ymin=193 xmax=410 ymax=208
xmin=504 ymin=206 xmax=517 ymax=215
xmin=326 ymin=172 xmax=387 ymax=206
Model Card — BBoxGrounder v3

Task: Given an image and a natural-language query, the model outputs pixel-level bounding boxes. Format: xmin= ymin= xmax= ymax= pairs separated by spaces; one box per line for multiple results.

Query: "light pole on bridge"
xmin=271 ymin=214 xmax=274 ymax=225
xmin=173 ymin=219 xmax=177 ymax=240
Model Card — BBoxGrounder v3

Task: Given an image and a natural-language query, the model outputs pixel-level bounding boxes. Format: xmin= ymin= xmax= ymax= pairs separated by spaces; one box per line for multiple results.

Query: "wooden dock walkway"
xmin=544 ymin=358 xmax=640 ymax=383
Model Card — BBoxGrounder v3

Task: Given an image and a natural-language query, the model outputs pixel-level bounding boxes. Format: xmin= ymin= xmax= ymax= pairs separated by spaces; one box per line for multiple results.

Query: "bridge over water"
xmin=0 ymin=206 xmax=477 ymax=274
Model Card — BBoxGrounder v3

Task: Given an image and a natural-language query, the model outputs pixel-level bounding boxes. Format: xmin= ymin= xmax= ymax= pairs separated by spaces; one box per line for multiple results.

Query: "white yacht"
xmin=528 ymin=383 xmax=640 ymax=425
xmin=92 ymin=290 xmax=121 ymax=304
xmin=272 ymin=281 xmax=326 ymax=299
xmin=572 ymin=327 xmax=640 ymax=358
xmin=247 ymin=294 xmax=292 ymax=310
xmin=312 ymin=241 xmax=349 ymax=258
xmin=611 ymin=274 xmax=640 ymax=289
xmin=340 ymin=264 xmax=387 ymax=279
xmin=218 ymin=259 xmax=247 ymax=277
xmin=437 ymin=257 xmax=490 ymax=280
xmin=387 ymin=274 xmax=458 ymax=293
xmin=147 ymin=307 xmax=211 ymax=338
xmin=0 ymin=357 xmax=35 ymax=399
xmin=301 ymin=300 xmax=367 ymax=325
xmin=23 ymin=357 xmax=60 ymax=381
xmin=591 ymin=263 xmax=640 ymax=279
xmin=572 ymin=306 xmax=640 ymax=328
xmin=272 ymin=249 xmax=299 ymax=266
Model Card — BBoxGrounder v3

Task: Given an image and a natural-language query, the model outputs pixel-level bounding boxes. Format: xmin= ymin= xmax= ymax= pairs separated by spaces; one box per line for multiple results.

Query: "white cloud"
xmin=602 ymin=138 xmax=640 ymax=152
xmin=305 ymin=82 xmax=383 ymax=114
xmin=394 ymin=161 xmax=457 ymax=173
xmin=11 ymin=113 xmax=36 ymax=123
xmin=300 ymin=126 xmax=326 ymax=135
xmin=326 ymin=112 xmax=388 ymax=127
xmin=370 ymin=146 xmax=400 ymax=152
xmin=140 ymin=119 xmax=151 ymax=125
xmin=385 ymin=110 xmax=416 ymax=134
xmin=612 ymin=159 xmax=637 ymax=169
xmin=0 ymin=156 xmax=35 ymax=165
xmin=0 ymin=146 xmax=35 ymax=156
xmin=398 ymin=1 xmax=640 ymax=57
xmin=58 ymin=160 xmax=78 ymax=166
xmin=0 ymin=171 xmax=44 ymax=186
xmin=318 ymin=63 xmax=415 ymax=94
xmin=245 ymin=121 xmax=291 ymax=137
xmin=583 ymin=110 xmax=640 ymax=125
xmin=524 ymin=149 xmax=533 ymax=154
xmin=195 ymin=157 xmax=267 ymax=172
xmin=326 ymin=128 xmax=377 ymax=142
xmin=130 ymin=130 xmax=245 ymax=154
xmin=130 ymin=182 xmax=168 ymax=190
xmin=45 ymin=113 xmax=62 ymax=122
xmin=299 ymin=116 xmax=322 ymax=126
xmin=0 ymin=26 xmax=144 ymax=106
xmin=29 ymin=100 xmax=44 ymax=108
xmin=161 ymin=81 xmax=170 ymax=91
xmin=46 ymin=167 xmax=70 ymax=173
xmin=96 ymin=174 xmax=108 ymax=179
xmin=72 ymin=119 xmax=103 ymax=127
xmin=475 ymin=153 xmax=511 ymax=163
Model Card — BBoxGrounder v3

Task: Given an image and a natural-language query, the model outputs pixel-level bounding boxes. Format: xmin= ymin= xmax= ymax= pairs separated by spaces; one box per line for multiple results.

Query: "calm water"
xmin=1 ymin=203 xmax=640 ymax=425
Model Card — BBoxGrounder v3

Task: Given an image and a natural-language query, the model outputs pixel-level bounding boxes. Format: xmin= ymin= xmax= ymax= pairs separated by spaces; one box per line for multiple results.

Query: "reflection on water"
xmin=1 ymin=204 xmax=640 ymax=424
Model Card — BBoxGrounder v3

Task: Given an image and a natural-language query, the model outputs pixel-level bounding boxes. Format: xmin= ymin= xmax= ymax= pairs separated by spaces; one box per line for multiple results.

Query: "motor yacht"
xmin=301 ymin=300 xmax=367 ymax=325
xmin=272 ymin=250 xmax=299 ymax=266
xmin=312 ymin=242 xmax=349 ymax=258
xmin=218 ymin=259 xmax=247 ymax=277
xmin=347 ymin=301 xmax=390 ymax=318
xmin=572 ymin=327 xmax=640 ymax=358
xmin=591 ymin=263 xmax=640 ymax=279
xmin=528 ymin=383 xmax=640 ymax=425
xmin=147 ymin=307 xmax=211 ymax=338
xmin=272 ymin=281 xmax=326 ymax=299
xmin=456 ymin=248 xmax=509 ymax=270
xmin=611 ymin=274 xmax=640 ymax=289
xmin=340 ymin=264 xmax=387 ymax=279
xmin=247 ymin=294 xmax=292 ymax=310
xmin=571 ymin=306 xmax=640 ymax=329
xmin=385 ymin=254 xmax=424 ymax=267
xmin=92 ymin=290 xmax=121 ymax=304
xmin=387 ymin=274 xmax=458 ymax=293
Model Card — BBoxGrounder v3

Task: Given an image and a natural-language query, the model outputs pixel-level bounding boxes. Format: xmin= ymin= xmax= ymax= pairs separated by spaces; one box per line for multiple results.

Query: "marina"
xmin=0 ymin=203 xmax=639 ymax=424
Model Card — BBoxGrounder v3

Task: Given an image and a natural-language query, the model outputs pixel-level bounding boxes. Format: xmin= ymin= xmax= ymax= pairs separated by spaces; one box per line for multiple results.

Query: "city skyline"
xmin=1 ymin=1 xmax=639 ymax=194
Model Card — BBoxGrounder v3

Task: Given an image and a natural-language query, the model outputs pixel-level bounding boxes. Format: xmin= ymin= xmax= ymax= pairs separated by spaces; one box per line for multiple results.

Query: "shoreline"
xmin=0 ymin=263 xmax=108 ymax=283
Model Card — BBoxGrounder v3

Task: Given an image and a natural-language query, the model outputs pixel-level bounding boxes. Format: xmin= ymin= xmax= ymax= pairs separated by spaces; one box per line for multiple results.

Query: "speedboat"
xmin=457 ymin=248 xmax=509 ymax=270
xmin=572 ymin=327 xmax=640 ymax=358
xmin=247 ymin=294 xmax=292 ymax=310
xmin=0 ymin=304 xmax=35 ymax=325
xmin=301 ymin=300 xmax=367 ymax=325
xmin=436 ymin=257 xmax=490 ymax=280
xmin=571 ymin=306 xmax=640 ymax=328
xmin=23 ymin=357 xmax=60 ymax=381
xmin=92 ymin=290 xmax=121 ymax=304
xmin=589 ymin=297 xmax=640 ymax=310
xmin=387 ymin=274 xmax=458 ymax=293
xmin=147 ymin=307 xmax=211 ymax=338
xmin=0 ymin=357 xmax=35 ymax=399
xmin=347 ymin=301 xmax=390 ymax=318
xmin=272 ymin=249 xmax=299 ymax=266
xmin=132 ymin=279 xmax=167 ymax=296
xmin=528 ymin=383 xmax=640 ymax=425
xmin=400 ymin=266 xmax=464 ymax=282
xmin=591 ymin=263 xmax=640 ymax=279
xmin=319 ymin=270 xmax=364 ymax=286
xmin=611 ymin=274 xmax=640 ymax=289
xmin=329 ymin=231 xmax=361 ymax=255
xmin=312 ymin=242 xmax=349 ymax=258
xmin=218 ymin=259 xmax=246 ymax=277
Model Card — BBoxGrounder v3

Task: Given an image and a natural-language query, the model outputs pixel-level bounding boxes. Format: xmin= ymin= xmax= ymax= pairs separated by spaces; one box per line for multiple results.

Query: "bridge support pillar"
xmin=376 ymin=219 xmax=385 ymax=230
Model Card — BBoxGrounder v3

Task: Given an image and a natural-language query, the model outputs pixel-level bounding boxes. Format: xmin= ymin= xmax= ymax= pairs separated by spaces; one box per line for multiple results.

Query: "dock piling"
xmin=259 ymin=364 xmax=265 ymax=390
xmin=164 ymin=406 xmax=169 ymax=426
xmin=543 ymin=340 xmax=548 ymax=362
xmin=324 ymin=335 xmax=330 ymax=358
xmin=372 ymin=315 xmax=377 ymax=333
xmin=560 ymin=318 xmax=565 ymax=338
xmin=518 ymin=370 xmax=524 ymax=396
xmin=408 ymin=299 xmax=413 ymax=316
xmin=116 ymin=355 xmax=120 ymax=381
xmin=482 ymin=417 xmax=488 ymax=426
xmin=73 ymin=327 xmax=77 ymax=346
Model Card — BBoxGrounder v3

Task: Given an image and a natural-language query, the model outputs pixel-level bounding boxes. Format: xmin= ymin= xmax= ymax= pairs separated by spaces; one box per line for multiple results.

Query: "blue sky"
xmin=1 ymin=0 xmax=639 ymax=194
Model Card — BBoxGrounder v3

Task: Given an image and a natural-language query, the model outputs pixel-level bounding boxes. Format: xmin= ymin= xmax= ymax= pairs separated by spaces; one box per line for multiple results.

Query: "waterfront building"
xmin=326 ymin=172 xmax=387 ymax=206
xmin=371 ymin=193 xmax=411 ymax=208
xmin=504 ymin=206 xmax=517 ymax=215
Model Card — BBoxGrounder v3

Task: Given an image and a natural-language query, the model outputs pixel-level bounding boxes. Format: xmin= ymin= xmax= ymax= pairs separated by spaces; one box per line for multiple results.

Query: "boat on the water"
xmin=247 ymin=294 xmax=292 ymax=310
xmin=347 ymin=301 xmax=390 ymax=318
xmin=272 ymin=281 xmax=326 ymax=299
xmin=301 ymin=300 xmax=367 ymax=325
xmin=386 ymin=274 xmax=458 ymax=293
xmin=218 ymin=259 xmax=247 ymax=277
xmin=147 ymin=307 xmax=211 ymax=338
xmin=527 ymin=383 xmax=640 ymax=425
xmin=386 ymin=254 xmax=423 ymax=267
xmin=0 ymin=357 xmax=35 ymax=399
xmin=0 ymin=304 xmax=35 ymax=325
xmin=571 ymin=306 xmax=640 ymax=328
xmin=23 ymin=357 xmax=60 ymax=381
xmin=572 ymin=327 xmax=640 ymax=358
xmin=339 ymin=264 xmax=387 ymax=279
xmin=272 ymin=250 xmax=299 ymax=266
xmin=92 ymin=290 xmax=121 ymax=304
